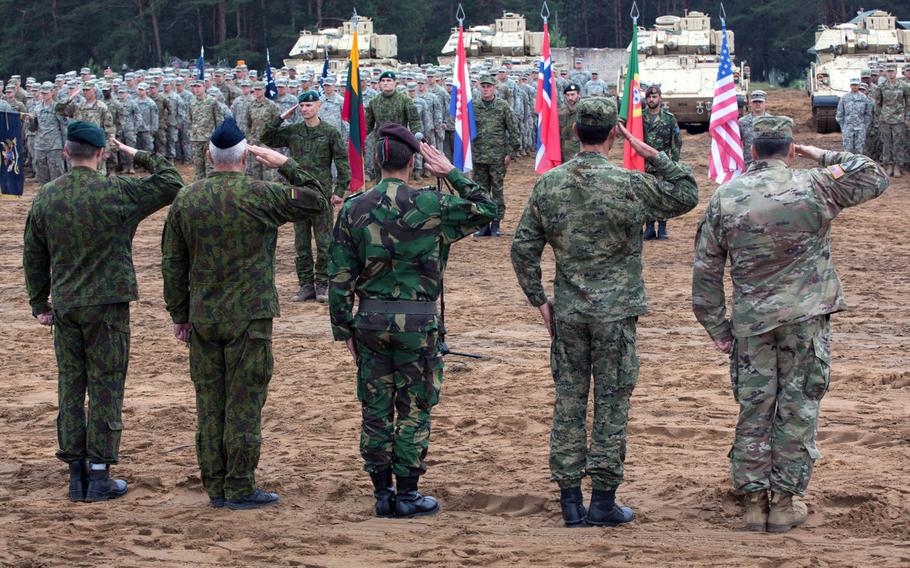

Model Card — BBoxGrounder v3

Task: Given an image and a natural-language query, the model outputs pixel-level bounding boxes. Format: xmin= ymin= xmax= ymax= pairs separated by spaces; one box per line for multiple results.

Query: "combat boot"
xmin=490 ymin=220 xmax=501 ymax=237
xmin=767 ymin=491 xmax=808 ymax=533
xmin=642 ymin=223 xmax=657 ymax=240
xmin=68 ymin=460 xmax=89 ymax=502
xmin=370 ymin=469 xmax=395 ymax=518
xmin=474 ymin=223 xmax=491 ymax=238
xmin=292 ymin=283 xmax=316 ymax=302
xmin=314 ymin=282 xmax=328 ymax=304
xmin=743 ymin=490 xmax=769 ymax=532
xmin=559 ymin=486 xmax=587 ymax=527
xmin=85 ymin=465 xmax=128 ymax=502
xmin=586 ymin=487 xmax=635 ymax=527
xmin=225 ymin=488 xmax=280 ymax=510
xmin=657 ymin=221 xmax=669 ymax=240
xmin=894 ymin=166 xmax=903 ymax=178
xmin=394 ymin=476 xmax=439 ymax=518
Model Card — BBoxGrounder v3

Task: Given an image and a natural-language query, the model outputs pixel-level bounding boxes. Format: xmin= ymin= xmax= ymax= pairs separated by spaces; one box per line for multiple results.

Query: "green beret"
xmin=379 ymin=71 xmax=396 ymax=81
xmin=66 ymin=121 xmax=106 ymax=148
xmin=753 ymin=115 xmax=793 ymax=140
xmin=576 ymin=96 xmax=618 ymax=128
xmin=479 ymin=75 xmax=495 ymax=85
xmin=298 ymin=90 xmax=320 ymax=103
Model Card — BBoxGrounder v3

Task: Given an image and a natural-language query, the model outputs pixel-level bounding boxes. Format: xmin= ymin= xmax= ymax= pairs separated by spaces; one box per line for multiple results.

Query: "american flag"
xmin=708 ymin=21 xmax=744 ymax=184
xmin=535 ymin=21 xmax=561 ymax=174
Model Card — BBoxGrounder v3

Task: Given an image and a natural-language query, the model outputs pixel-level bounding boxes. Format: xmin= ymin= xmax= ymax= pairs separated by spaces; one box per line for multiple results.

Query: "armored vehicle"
xmin=807 ymin=10 xmax=909 ymax=133
xmin=285 ymin=17 xmax=398 ymax=75
xmin=617 ymin=12 xmax=750 ymax=128
xmin=438 ymin=12 xmax=544 ymax=69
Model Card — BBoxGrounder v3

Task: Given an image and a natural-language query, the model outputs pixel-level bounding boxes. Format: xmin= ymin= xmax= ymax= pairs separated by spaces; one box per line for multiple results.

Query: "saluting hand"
xmin=281 ymin=104 xmax=299 ymax=121
xmin=617 ymin=123 xmax=658 ymax=159
xmin=247 ymin=144 xmax=288 ymax=168
xmin=794 ymin=144 xmax=824 ymax=162
xmin=419 ymin=142 xmax=455 ymax=177
xmin=111 ymin=138 xmax=138 ymax=157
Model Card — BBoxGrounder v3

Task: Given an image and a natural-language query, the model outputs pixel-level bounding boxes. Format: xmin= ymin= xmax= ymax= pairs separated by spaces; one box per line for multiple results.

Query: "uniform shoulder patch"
xmin=827 ymin=164 xmax=846 ymax=179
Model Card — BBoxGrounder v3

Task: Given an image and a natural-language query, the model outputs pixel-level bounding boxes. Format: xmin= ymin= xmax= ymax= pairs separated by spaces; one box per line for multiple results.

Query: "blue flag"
xmin=318 ymin=46 xmax=329 ymax=97
xmin=197 ymin=46 xmax=205 ymax=80
xmin=264 ymin=49 xmax=278 ymax=100
xmin=1 ymin=111 xmax=25 ymax=197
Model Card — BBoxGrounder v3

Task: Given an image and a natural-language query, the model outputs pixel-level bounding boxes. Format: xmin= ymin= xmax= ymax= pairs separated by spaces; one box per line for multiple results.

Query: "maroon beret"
xmin=377 ymin=123 xmax=420 ymax=153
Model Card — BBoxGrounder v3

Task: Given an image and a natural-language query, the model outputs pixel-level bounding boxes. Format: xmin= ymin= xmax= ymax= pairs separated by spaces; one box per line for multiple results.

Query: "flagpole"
xmin=352 ymin=8 xmax=365 ymax=187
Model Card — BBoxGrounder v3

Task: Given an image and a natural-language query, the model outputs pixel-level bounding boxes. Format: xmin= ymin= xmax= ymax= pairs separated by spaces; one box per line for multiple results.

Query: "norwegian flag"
xmin=534 ymin=21 xmax=561 ymax=174
xmin=449 ymin=23 xmax=476 ymax=173
xmin=708 ymin=21 xmax=744 ymax=184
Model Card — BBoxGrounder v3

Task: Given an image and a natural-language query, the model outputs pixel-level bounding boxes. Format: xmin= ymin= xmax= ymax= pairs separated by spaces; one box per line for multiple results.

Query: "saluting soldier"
xmin=188 ymin=79 xmax=224 ymax=180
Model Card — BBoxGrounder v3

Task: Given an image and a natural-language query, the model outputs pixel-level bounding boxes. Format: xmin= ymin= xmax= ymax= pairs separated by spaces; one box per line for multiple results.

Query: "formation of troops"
xmin=9 ymin=49 xmax=899 ymax=532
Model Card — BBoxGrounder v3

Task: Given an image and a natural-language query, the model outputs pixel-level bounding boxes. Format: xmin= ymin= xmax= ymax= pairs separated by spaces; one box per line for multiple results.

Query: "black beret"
xmin=66 ymin=121 xmax=105 ymax=148
xmin=379 ymin=71 xmax=396 ymax=81
xmin=564 ymin=83 xmax=580 ymax=94
xmin=210 ymin=117 xmax=245 ymax=149
xmin=377 ymin=123 xmax=420 ymax=153
xmin=298 ymin=90 xmax=320 ymax=103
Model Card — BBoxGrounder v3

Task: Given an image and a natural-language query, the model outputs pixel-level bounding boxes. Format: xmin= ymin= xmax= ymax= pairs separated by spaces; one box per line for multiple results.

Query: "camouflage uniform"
xmin=872 ymin=79 xmax=910 ymax=169
xmin=55 ymin=97 xmax=115 ymax=174
xmin=176 ymin=88 xmax=193 ymax=162
xmin=165 ymin=90 xmax=180 ymax=159
xmin=558 ymin=104 xmax=580 ymax=163
xmin=836 ymin=92 xmax=873 ymax=154
xmin=135 ymin=95 xmax=158 ymax=153
xmin=643 ymin=107 xmax=683 ymax=232
xmin=30 ymin=99 xmax=66 ymax=184
xmin=231 ymin=94 xmax=252 ymax=135
xmin=118 ymin=95 xmax=143 ymax=172
xmin=189 ymin=95 xmax=224 ymax=180
xmin=365 ymin=90 xmax=422 ymax=178
xmin=693 ymin=146 xmax=889 ymax=497
xmin=161 ymin=159 xmax=326 ymax=500
xmin=739 ymin=113 xmax=770 ymax=167
xmin=568 ymin=69 xmax=592 ymax=90
xmin=261 ymin=117 xmax=349 ymax=289
xmin=23 ymin=152 xmax=183 ymax=465
xmin=152 ymin=92 xmax=168 ymax=155
xmin=473 ymin=95 xmax=520 ymax=221
xmin=512 ymin=141 xmax=698 ymax=490
xmin=328 ymin=170 xmax=495 ymax=477
xmin=244 ymin=97 xmax=280 ymax=180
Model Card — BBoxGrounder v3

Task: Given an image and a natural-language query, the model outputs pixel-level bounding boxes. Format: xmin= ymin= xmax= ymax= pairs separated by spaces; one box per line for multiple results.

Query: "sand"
xmin=0 ymin=89 xmax=908 ymax=567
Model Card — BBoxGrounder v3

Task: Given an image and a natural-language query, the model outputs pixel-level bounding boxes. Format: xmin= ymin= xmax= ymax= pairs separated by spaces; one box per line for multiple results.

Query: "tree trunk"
xmin=316 ymin=0 xmax=323 ymax=29
xmin=288 ymin=0 xmax=296 ymax=33
xmin=148 ymin=0 xmax=163 ymax=65
xmin=217 ymin=1 xmax=227 ymax=44
xmin=135 ymin=0 xmax=148 ymax=66
xmin=196 ymin=7 xmax=205 ymax=47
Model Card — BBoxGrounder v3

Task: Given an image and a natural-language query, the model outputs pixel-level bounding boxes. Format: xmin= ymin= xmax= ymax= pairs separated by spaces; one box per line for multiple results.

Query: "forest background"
xmin=0 ymin=0 xmax=906 ymax=84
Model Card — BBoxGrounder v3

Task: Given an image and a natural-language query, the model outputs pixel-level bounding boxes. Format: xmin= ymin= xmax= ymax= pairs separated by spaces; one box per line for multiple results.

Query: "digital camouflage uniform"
xmin=836 ymin=92 xmax=872 ymax=154
xmin=261 ymin=116 xmax=350 ymax=289
xmin=118 ymin=95 xmax=143 ymax=172
xmin=30 ymin=99 xmax=66 ymax=184
xmin=161 ymin=159 xmax=326 ymax=500
xmin=511 ymin=101 xmax=698 ymax=490
xmin=189 ymin=95 xmax=224 ymax=180
xmin=152 ymin=92 xmax=168 ymax=155
xmin=473 ymin=95 xmax=520 ymax=221
xmin=693 ymin=148 xmax=889 ymax=497
xmin=23 ymin=152 xmax=183 ymax=465
xmin=558 ymin=104 xmax=579 ymax=163
xmin=244 ymin=97 xmax=280 ymax=180
xmin=165 ymin=90 xmax=180 ymax=159
xmin=135 ymin=96 xmax=158 ymax=153
xmin=365 ymin=90 xmax=422 ymax=179
xmin=177 ymin=88 xmax=193 ymax=162
xmin=328 ymin=170 xmax=495 ymax=477
xmin=643 ymin=107 xmax=683 ymax=229
xmin=872 ymin=79 xmax=910 ymax=168
xmin=55 ymin=97 xmax=115 ymax=174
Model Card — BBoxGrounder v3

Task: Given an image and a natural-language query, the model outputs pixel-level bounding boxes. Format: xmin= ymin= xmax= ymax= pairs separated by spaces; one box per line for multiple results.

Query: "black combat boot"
xmin=474 ymin=223 xmax=491 ymax=238
xmin=85 ymin=465 xmax=128 ymax=502
xmin=490 ymin=219 xmax=501 ymax=237
xmin=642 ymin=223 xmax=657 ymax=240
xmin=370 ymin=469 xmax=395 ymax=518
xmin=559 ymin=486 xmax=587 ymax=527
xmin=292 ymin=283 xmax=316 ymax=302
xmin=68 ymin=460 xmax=89 ymax=502
xmin=657 ymin=221 xmax=669 ymax=240
xmin=394 ymin=476 xmax=439 ymax=518
xmin=586 ymin=487 xmax=635 ymax=527
xmin=225 ymin=488 xmax=280 ymax=510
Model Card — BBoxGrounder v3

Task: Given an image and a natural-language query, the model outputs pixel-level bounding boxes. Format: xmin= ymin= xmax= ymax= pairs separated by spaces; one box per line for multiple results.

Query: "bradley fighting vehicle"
xmin=807 ymin=10 xmax=909 ymax=133
xmin=438 ymin=12 xmax=544 ymax=70
xmin=617 ymin=11 xmax=750 ymax=128
xmin=284 ymin=17 xmax=398 ymax=75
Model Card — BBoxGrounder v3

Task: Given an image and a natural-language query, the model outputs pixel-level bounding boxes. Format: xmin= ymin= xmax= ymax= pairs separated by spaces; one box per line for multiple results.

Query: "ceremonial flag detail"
xmin=449 ymin=23 xmax=476 ymax=173
xmin=534 ymin=21 xmax=561 ymax=174
xmin=1 ymin=112 xmax=25 ymax=197
xmin=196 ymin=46 xmax=205 ymax=81
xmin=620 ymin=23 xmax=644 ymax=172
xmin=318 ymin=46 xmax=329 ymax=98
xmin=708 ymin=21 xmax=745 ymax=184
xmin=264 ymin=49 xmax=278 ymax=100
xmin=342 ymin=25 xmax=366 ymax=191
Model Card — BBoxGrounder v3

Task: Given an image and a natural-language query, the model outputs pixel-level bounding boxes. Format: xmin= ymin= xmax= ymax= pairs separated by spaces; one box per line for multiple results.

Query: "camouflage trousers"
xmin=841 ymin=126 xmax=866 ymax=155
xmin=177 ymin=125 xmax=192 ymax=163
xmin=166 ymin=126 xmax=179 ymax=160
xmin=550 ymin=317 xmax=638 ymax=490
xmin=444 ymin=130 xmax=454 ymax=162
xmin=155 ymin=128 xmax=167 ymax=156
xmin=119 ymin=131 xmax=137 ymax=172
xmin=189 ymin=318 xmax=273 ymax=499
xmin=865 ymin=124 xmax=882 ymax=162
xmin=294 ymin=205 xmax=333 ymax=286
xmin=364 ymin=132 xmax=377 ymax=179
xmin=53 ymin=302 xmax=130 ymax=465
xmin=191 ymin=141 xmax=213 ymax=181
xmin=474 ymin=161 xmax=506 ymax=221
xmin=33 ymin=148 xmax=65 ymax=185
xmin=136 ymin=131 xmax=154 ymax=153
xmin=729 ymin=315 xmax=830 ymax=496
xmin=354 ymin=328 xmax=443 ymax=477
xmin=879 ymin=122 xmax=906 ymax=166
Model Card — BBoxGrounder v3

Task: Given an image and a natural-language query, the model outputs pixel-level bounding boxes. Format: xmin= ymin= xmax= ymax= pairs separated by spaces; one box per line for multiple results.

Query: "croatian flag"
xmin=534 ymin=21 xmax=561 ymax=174
xmin=449 ymin=23 xmax=475 ymax=173
xmin=708 ymin=21 xmax=744 ymax=184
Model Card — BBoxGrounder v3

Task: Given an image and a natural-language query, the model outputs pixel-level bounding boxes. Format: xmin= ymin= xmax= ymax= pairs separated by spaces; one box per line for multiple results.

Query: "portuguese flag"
xmin=341 ymin=24 xmax=366 ymax=191
xmin=620 ymin=22 xmax=645 ymax=172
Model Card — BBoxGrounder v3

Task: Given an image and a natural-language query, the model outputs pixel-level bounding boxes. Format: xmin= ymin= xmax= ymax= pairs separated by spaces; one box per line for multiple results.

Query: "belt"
xmin=358 ymin=298 xmax=437 ymax=315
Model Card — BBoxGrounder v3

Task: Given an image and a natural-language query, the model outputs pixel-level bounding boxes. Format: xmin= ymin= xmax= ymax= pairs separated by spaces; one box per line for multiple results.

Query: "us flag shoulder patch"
xmin=827 ymin=164 xmax=846 ymax=179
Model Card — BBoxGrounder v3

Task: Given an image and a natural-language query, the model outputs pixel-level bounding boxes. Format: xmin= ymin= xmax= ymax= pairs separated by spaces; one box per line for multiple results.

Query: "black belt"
xmin=358 ymin=298 xmax=437 ymax=315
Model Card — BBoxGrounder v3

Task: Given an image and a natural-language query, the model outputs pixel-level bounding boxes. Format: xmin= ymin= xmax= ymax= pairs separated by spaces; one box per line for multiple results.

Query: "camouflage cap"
xmin=175 ymin=77 xmax=185 ymax=84
xmin=100 ymin=82 xmax=111 ymax=91
xmin=753 ymin=115 xmax=793 ymax=140
xmin=406 ymin=81 xmax=417 ymax=90
xmin=252 ymin=81 xmax=265 ymax=89
xmin=4 ymin=84 xmax=15 ymax=93
xmin=479 ymin=74 xmax=495 ymax=85
xmin=116 ymin=86 xmax=128 ymax=94
xmin=860 ymin=69 xmax=871 ymax=77
xmin=137 ymin=82 xmax=149 ymax=90
xmin=82 ymin=80 xmax=95 ymax=90
xmin=850 ymin=78 xmax=861 ymax=86
xmin=240 ymin=79 xmax=251 ymax=87
xmin=858 ymin=83 xmax=868 ymax=91
xmin=40 ymin=81 xmax=53 ymax=92
xmin=576 ymin=96 xmax=618 ymax=128
xmin=750 ymin=89 xmax=767 ymax=102
xmin=80 ymin=67 xmax=91 ymax=74
xmin=885 ymin=62 xmax=898 ymax=71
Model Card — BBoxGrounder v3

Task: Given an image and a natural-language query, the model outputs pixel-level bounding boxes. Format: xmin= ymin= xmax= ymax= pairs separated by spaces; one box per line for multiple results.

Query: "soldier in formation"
xmin=558 ymin=83 xmax=581 ymax=162
xmin=693 ymin=116 xmax=889 ymax=533
xmin=836 ymin=78 xmax=872 ymax=155
xmin=29 ymin=82 xmax=66 ymax=184
xmin=244 ymin=81 xmax=280 ymax=180
xmin=641 ymin=84 xmax=682 ymax=241
xmin=189 ymin=79 xmax=224 ymax=180
xmin=871 ymin=63 xmax=909 ymax=177
xmin=739 ymin=90 xmax=769 ymax=168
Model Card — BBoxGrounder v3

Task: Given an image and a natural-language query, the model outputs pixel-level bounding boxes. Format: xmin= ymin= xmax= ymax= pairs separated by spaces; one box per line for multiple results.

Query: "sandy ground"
xmin=0 ymin=89 xmax=908 ymax=567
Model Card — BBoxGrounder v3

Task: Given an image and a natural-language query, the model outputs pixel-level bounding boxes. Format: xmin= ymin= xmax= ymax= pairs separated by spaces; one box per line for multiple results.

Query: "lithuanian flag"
xmin=341 ymin=23 xmax=366 ymax=191
xmin=619 ymin=23 xmax=645 ymax=172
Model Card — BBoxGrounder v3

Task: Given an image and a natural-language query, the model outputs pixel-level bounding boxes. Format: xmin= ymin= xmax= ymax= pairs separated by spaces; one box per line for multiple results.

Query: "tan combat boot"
xmin=744 ymin=490 xmax=769 ymax=532
xmin=767 ymin=491 xmax=808 ymax=533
